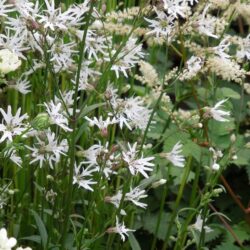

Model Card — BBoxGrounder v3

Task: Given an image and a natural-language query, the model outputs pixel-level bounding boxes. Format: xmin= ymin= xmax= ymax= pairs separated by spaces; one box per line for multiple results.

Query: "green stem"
xmin=60 ymin=3 xmax=94 ymax=248
xmin=162 ymin=156 xmax=192 ymax=250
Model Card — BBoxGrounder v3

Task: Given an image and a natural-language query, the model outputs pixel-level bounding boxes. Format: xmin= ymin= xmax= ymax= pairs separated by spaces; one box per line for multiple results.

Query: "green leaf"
xmin=79 ymin=102 xmax=105 ymax=118
xmin=20 ymin=235 xmax=41 ymax=244
xmin=142 ymin=212 xmax=173 ymax=240
xmin=30 ymin=209 xmax=48 ymax=249
xmin=128 ymin=232 xmax=141 ymax=250
xmin=183 ymin=140 xmax=202 ymax=162
xmin=221 ymin=87 xmax=240 ymax=99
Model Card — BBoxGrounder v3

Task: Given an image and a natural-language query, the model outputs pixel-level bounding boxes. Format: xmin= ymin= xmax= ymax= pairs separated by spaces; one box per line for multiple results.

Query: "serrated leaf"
xmin=142 ymin=212 xmax=173 ymax=240
xmin=128 ymin=232 xmax=141 ymax=250
xmin=30 ymin=209 xmax=48 ymax=249
xmin=183 ymin=140 xmax=202 ymax=162
xmin=169 ymin=166 xmax=195 ymax=186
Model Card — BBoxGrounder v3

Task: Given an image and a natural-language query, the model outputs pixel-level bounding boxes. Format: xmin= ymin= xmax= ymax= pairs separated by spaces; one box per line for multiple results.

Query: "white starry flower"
xmin=44 ymin=101 xmax=72 ymax=132
xmin=161 ymin=141 xmax=185 ymax=167
xmin=85 ymin=116 xmax=117 ymax=130
xmin=191 ymin=214 xmax=213 ymax=233
xmin=49 ymin=41 xmax=77 ymax=72
xmin=105 ymin=186 xmax=147 ymax=209
xmin=26 ymin=129 xmax=68 ymax=168
xmin=0 ymin=49 xmax=21 ymax=74
xmin=213 ymin=38 xmax=231 ymax=60
xmin=8 ymin=76 xmax=31 ymax=95
xmin=196 ymin=4 xmax=218 ymax=39
xmin=106 ymin=216 xmax=135 ymax=242
xmin=108 ymin=37 xmax=144 ymax=78
xmin=145 ymin=8 xmax=175 ymax=38
xmin=4 ymin=147 xmax=22 ymax=167
xmin=0 ymin=105 xmax=29 ymax=143
xmin=0 ymin=0 xmax=13 ymax=17
xmin=204 ymin=99 xmax=230 ymax=122
xmin=236 ymin=34 xmax=250 ymax=60
xmin=109 ymin=90 xmax=151 ymax=131
xmin=122 ymin=143 xmax=154 ymax=178
xmin=125 ymin=186 xmax=148 ymax=209
xmin=105 ymin=191 xmax=123 ymax=208
xmin=0 ymin=228 xmax=17 ymax=250
xmin=73 ymin=163 xmax=97 ymax=191
xmin=0 ymin=29 xmax=29 ymax=59
xmin=37 ymin=0 xmax=89 ymax=31
xmin=163 ymin=0 xmax=189 ymax=18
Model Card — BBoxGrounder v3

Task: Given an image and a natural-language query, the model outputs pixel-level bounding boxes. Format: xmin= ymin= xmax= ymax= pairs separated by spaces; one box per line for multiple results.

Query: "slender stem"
xmin=60 ymin=3 xmax=94 ymax=247
xmin=162 ymin=156 xmax=192 ymax=250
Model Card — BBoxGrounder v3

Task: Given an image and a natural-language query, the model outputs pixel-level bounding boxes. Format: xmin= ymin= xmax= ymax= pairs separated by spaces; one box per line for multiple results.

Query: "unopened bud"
xmin=230 ymin=134 xmax=236 ymax=143
xmin=212 ymin=163 xmax=220 ymax=171
xmin=232 ymin=155 xmax=237 ymax=160
xmin=151 ymin=179 xmax=167 ymax=188
xmin=100 ymin=127 xmax=108 ymax=137
xmin=31 ymin=113 xmax=50 ymax=130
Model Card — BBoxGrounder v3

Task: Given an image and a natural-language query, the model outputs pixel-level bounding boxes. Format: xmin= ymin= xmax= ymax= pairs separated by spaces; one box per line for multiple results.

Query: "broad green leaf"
xmin=142 ymin=212 xmax=173 ymax=240
xmin=183 ymin=140 xmax=202 ymax=162
xmin=221 ymin=87 xmax=240 ymax=99
xmin=128 ymin=232 xmax=141 ymax=250
xmin=30 ymin=209 xmax=48 ymax=249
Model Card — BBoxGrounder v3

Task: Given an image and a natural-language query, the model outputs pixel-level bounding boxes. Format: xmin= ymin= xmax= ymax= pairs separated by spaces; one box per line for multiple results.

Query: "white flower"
xmin=49 ymin=40 xmax=77 ymax=72
xmin=108 ymin=37 xmax=144 ymax=78
xmin=73 ymin=163 xmax=97 ymax=191
xmin=105 ymin=186 xmax=147 ymax=209
xmin=145 ymin=8 xmax=175 ymax=38
xmin=37 ymin=0 xmax=89 ymax=31
xmin=0 ymin=105 xmax=29 ymax=143
xmin=26 ymin=130 xmax=68 ymax=168
xmin=44 ymin=101 xmax=72 ymax=132
xmin=236 ymin=34 xmax=250 ymax=60
xmin=122 ymin=143 xmax=154 ymax=178
xmin=0 ymin=0 xmax=13 ymax=17
xmin=0 ymin=49 xmax=21 ymax=74
xmin=4 ymin=147 xmax=22 ymax=167
xmin=125 ymin=187 xmax=148 ymax=209
xmin=54 ymin=90 xmax=79 ymax=116
xmin=106 ymin=216 xmax=135 ymax=242
xmin=71 ymin=60 xmax=100 ymax=91
xmin=204 ymin=99 xmax=230 ymax=122
xmin=109 ymin=90 xmax=151 ymax=131
xmin=187 ymin=56 xmax=203 ymax=73
xmin=105 ymin=191 xmax=123 ymax=208
xmin=213 ymin=38 xmax=231 ymax=60
xmin=0 ymin=228 xmax=17 ymax=250
xmin=8 ymin=76 xmax=31 ymax=95
xmin=196 ymin=4 xmax=218 ymax=39
xmin=161 ymin=141 xmax=185 ymax=167
xmin=85 ymin=116 xmax=117 ymax=130
xmin=192 ymin=214 xmax=213 ymax=233
xmin=163 ymin=0 xmax=189 ymax=18
xmin=0 ymin=29 xmax=29 ymax=59
xmin=79 ymin=143 xmax=118 ymax=179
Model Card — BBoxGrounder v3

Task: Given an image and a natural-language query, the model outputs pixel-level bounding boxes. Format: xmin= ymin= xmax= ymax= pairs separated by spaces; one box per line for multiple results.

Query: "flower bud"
xmin=230 ymin=134 xmax=236 ymax=143
xmin=151 ymin=179 xmax=167 ymax=188
xmin=31 ymin=113 xmax=50 ymax=130
xmin=212 ymin=163 xmax=220 ymax=171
